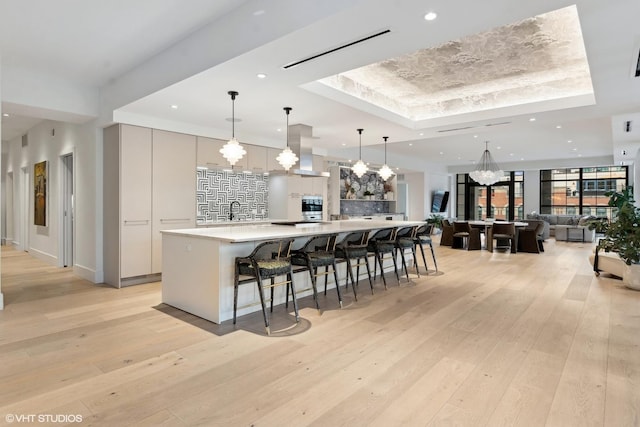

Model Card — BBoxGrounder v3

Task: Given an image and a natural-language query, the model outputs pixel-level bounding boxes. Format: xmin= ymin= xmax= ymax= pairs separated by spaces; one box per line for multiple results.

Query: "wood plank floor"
xmin=1 ymin=238 xmax=639 ymax=426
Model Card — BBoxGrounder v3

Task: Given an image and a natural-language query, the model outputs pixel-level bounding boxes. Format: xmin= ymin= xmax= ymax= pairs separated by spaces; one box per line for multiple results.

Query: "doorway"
xmin=61 ymin=153 xmax=74 ymax=268
xmin=6 ymin=172 xmax=14 ymax=245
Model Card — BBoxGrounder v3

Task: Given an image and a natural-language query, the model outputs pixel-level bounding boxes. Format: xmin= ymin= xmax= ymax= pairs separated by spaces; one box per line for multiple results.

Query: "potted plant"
xmin=597 ymin=187 xmax=640 ymax=290
xmin=426 ymin=214 xmax=445 ymax=234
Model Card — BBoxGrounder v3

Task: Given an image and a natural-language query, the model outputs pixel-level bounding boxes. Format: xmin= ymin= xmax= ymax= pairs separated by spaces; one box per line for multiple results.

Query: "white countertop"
xmin=162 ymin=220 xmax=425 ymax=243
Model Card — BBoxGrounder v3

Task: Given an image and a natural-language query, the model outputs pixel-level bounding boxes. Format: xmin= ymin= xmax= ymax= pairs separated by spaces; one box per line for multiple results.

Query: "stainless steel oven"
xmin=301 ymin=195 xmax=323 ymax=221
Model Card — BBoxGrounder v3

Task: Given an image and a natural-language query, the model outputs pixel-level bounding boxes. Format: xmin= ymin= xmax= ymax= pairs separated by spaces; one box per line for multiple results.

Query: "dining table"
xmin=468 ymin=220 xmax=530 ymax=251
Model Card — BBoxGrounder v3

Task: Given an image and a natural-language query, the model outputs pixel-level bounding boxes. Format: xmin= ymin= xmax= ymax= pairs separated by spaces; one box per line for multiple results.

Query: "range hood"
xmin=272 ymin=124 xmax=329 ymax=177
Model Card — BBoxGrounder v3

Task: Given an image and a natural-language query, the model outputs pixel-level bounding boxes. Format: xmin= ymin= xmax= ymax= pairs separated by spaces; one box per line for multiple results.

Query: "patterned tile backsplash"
xmin=196 ymin=169 xmax=269 ymax=223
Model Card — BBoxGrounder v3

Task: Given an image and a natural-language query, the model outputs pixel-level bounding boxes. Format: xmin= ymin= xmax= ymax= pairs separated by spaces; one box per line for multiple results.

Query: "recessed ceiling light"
xmin=439 ymin=151 xmax=444 ymax=155
xmin=342 ymin=143 xmax=346 ymax=146
xmin=253 ymin=10 xmax=265 ymax=16
xmin=567 ymin=139 xmax=573 ymax=143
xmin=520 ymin=157 xmax=524 ymax=161
xmin=578 ymin=154 xmax=582 ymax=157
xmin=424 ymin=11 xmax=437 ymax=21
xmin=510 ymin=153 xmax=514 ymax=156
xmin=419 ymin=132 xmax=424 ymax=136
xmin=256 ymin=73 xmax=267 ymax=79
xmin=529 ymin=117 xmax=536 ymax=122
xmin=170 ymin=105 xmax=178 ymax=109
xmin=496 ymin=146 xmax=501 ymax=150
xmin=572 ymin=148 xmax=577 ymax=151
xmin=473 ymin=135 xmax=478 ymax=138
xmin=276 ymin=128 xmax=282 ymax=132
xmin=556 ymin=125 xmax=562 ymax=129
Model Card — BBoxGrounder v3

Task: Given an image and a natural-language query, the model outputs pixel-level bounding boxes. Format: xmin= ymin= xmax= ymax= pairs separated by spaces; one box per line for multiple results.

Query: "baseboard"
xmin=74 ymin=264 xmax=102 ymax=284
xmin=29 ymin=248 xmax=58 ymax=265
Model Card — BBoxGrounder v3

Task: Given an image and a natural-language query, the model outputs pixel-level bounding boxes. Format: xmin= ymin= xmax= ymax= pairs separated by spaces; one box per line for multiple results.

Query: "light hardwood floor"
xmin=1 ymin=238 xmax=639 ymax=426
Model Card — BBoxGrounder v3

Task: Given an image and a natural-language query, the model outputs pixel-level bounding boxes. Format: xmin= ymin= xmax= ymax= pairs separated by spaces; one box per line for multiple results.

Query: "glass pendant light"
xmin=351 ymin=128 xmax=367 ymax=178
xmin=469 ymin=141 xmax=504 ymax=185
xmin=276 ymin=107 xmax=299 ymax=171
xmin=378 ymin=136 xmax=394 ymax=181
xmin=219 ymin=90 xmax=246 ymax=166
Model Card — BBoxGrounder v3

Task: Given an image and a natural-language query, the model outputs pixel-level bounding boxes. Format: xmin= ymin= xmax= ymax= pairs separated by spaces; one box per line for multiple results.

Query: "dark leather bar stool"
xmin=335 ymin=231 xmax=374 ymax=298
xmin=395 ymin=226 xmax=419 ymax=281
xmin=367 ymin=228 xmax=400 ymax=289
xmin=413 ymin=224 xmax=438 ymax=273
xmin=233 ymin=239 xmax=299 ymax=335
xmin=291 ymin=234 xmax=345 ymax=309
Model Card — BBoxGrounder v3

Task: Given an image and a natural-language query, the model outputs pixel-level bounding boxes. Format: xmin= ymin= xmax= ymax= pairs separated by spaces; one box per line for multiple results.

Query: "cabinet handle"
xmin=124 ymin=220 xmax=149 ymax=225
xmin=160 ymin=218 xmax=191 ymax=224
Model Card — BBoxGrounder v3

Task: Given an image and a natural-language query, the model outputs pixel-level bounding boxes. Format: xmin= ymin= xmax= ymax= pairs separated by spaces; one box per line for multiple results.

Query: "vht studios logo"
xmin=5 ymin=414 xmax=83 ymax=423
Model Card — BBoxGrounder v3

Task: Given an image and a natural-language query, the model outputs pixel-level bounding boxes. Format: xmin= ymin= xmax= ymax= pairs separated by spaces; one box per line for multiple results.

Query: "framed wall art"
xmin=34 ymin=160 xmax=47 ymax=226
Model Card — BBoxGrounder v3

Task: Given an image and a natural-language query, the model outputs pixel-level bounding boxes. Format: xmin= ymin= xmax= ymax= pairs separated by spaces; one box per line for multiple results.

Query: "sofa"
xmin=526 ymin=213 xmax=596 ymax=242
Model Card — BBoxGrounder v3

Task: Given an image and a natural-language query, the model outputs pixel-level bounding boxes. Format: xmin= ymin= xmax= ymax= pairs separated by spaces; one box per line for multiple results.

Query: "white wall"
xmin=4 ymin=120 xmax=100 ymax=282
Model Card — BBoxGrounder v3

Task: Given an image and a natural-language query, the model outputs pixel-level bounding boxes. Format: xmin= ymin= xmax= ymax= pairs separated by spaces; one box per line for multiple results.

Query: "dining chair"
xmin=488 ymin=222 xmax=517 ymax=253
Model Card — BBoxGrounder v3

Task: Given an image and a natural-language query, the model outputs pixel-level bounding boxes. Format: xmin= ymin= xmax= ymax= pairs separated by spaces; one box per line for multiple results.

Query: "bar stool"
xmin=291 ymin=234 xmax=346 ymax=309
xmin=233 ymin=239 xmax=299 ymax=335
xmin=395 ymin=226 xmax=419 ymax=281
xmin=335 ymin=230 xmax=374 ymax=298
xmin=367 ymin=228 xmax=400 ymax=289
xmin=413 ymin=224 xmax=438 ymax=273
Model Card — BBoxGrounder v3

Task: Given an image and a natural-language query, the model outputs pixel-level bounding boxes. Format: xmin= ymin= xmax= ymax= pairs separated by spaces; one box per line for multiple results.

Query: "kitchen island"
xmin=161 ymin=220 xmax=424 ymax=323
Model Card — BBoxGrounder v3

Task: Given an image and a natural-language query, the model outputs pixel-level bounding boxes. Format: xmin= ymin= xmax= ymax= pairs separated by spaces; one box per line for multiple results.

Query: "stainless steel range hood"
xmin=272 ymin=124 xmax=329 ymax=177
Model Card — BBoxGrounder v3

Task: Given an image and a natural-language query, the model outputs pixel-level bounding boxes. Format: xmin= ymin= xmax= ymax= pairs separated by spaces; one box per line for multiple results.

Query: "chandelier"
xmin=276 ymin=107 xmax=299 ymax=171
xmin=378 ymin=136 xmax=394 ymax=181
xmin=469 ymin=141 xmax=504 ymax=185
xmin=351 ymin=128 xmax=367 ymax=178
xmin=219 ymin=90 xmax=246 ymax=166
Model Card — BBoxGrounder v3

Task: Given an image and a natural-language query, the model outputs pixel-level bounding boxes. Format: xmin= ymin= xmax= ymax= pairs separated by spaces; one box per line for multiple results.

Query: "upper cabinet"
xmin=245 ymin=145 xmax=267 ymax=173
xmin=197 ymin=136 xmax=226 ymax=168
xmin=266 ymin=147 xmax=286 ymax=172
xmin=198 ymin=137 xmax=267 ymax=172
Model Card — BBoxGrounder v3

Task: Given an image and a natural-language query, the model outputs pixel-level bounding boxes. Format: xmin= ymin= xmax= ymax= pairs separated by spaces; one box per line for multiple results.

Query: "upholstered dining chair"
xmin=488 ymin=222 xmax=517 ymax=253
xmin=452 ymin=221 xmax=481 ymax=250
xmin=440 ymin=219 xmax=454 ymax=246
xmin=518 ymin=220 xmax=545 ymax=253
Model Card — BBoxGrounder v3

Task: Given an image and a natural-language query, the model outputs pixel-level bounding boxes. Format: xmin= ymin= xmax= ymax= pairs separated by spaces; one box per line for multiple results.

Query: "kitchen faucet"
xmin=229 ymin=201 xmax=240 ymax=221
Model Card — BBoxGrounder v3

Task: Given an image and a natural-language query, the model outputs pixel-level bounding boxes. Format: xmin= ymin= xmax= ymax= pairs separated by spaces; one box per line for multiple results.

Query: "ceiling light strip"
xmin=282 ymin=29 xmax=391 ymax=69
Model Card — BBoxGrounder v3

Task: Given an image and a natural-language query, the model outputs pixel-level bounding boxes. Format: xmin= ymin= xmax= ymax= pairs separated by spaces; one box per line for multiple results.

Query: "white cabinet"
xmin=151 ymin=130 xmax=196 ymax=273
xmin=267 ymin=147 xmax=287 ymax=172
xmin=120 ymin=125 xmax=152 ymax=279
xmin=268 ymin=175 xmax=303 ymax=221
xmin=104 ymin=124 xmax=196 ymax=287
xmin=246 ymin=145 xmax=267 ymax=173
xmin=197 ymin=136 xmax=226 ymax=168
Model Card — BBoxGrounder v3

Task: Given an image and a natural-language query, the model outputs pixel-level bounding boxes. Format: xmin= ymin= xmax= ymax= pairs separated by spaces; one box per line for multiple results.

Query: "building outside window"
xmin=540 ymin=166 xmax=628 ymax=219
xmin=456 ymin=171 xmax=524 ymax=220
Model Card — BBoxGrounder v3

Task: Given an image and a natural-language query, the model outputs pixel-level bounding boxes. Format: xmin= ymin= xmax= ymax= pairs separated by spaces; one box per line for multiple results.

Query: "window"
xmin=540 ymin=166 xmax=628 ymax=219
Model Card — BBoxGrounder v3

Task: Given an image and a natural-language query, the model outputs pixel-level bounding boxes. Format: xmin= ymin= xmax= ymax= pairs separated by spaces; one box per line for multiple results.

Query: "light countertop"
xmin=162 ymin=220 xmax=425 ymax=243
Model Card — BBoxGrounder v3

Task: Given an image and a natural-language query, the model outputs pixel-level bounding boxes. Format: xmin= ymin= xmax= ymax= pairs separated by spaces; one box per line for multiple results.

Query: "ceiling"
xmin=2 ymin=0 xmax=640 ymax=171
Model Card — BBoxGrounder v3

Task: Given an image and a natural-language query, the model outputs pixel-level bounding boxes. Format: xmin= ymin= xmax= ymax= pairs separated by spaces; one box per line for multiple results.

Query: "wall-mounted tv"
xmin=431 ymin=190 xmax=449 ymax=213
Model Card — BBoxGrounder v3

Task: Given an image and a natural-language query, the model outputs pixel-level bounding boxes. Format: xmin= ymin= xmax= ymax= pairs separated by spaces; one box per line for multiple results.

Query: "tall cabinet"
xmin=104 ymin=124 xmax=196 ymax=287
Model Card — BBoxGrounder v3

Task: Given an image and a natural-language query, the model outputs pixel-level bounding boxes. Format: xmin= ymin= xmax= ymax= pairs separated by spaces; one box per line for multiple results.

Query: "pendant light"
xmin=276 ymin=107 xmax=299 ymax=171
xmin=378 ymin=136 xmax=394 ymax=181
xmin=469 ymin=141 xmax=504 ymax=185
xmin=351 ymin=128 xmax=368 ymax=178
xmin=219 ymin=90 xmax=246 ymax=166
